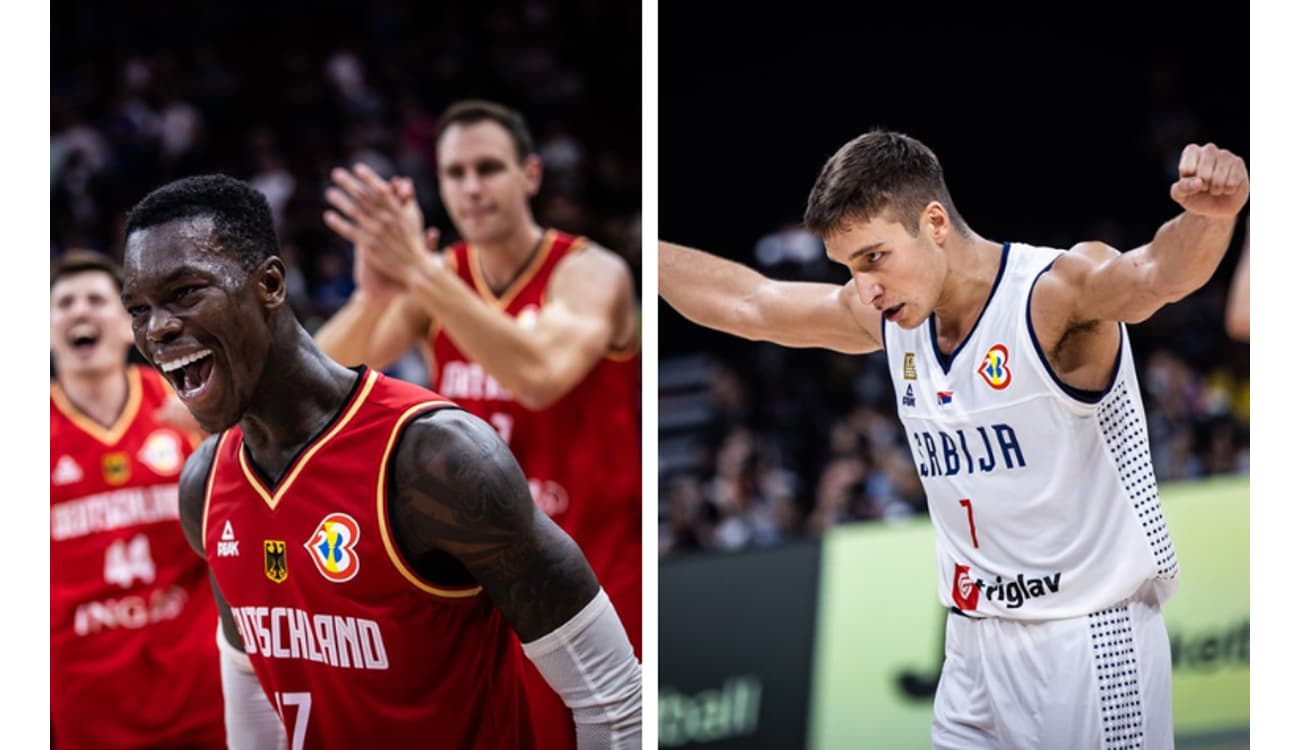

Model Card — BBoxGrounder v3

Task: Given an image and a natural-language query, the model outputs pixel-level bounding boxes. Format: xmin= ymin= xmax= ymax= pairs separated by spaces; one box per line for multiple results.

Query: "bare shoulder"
xmin=1033 ymin=241 xmax=1121 ymax=323
xmin=178 ymin=433 xmax=222 ymax=557
xmin=390 ymin=408 xmax=525 ymax=515
xmin=550 ymin=239 xmax=637 ymax=345
xmin=1044 ymin=241 xmax=1121 ymax=284
xmin=554 ymin=238 xmax=635 ymax=300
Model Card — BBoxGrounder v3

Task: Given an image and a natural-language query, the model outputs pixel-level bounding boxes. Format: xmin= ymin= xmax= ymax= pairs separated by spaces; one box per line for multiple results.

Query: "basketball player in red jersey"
xmin=50 ymin=251 xmax=225 ymax=749
xmin=119 ymin=174 xmax=642 ymax=749
xmin=316 ymin=100 xmax=641 ymax=749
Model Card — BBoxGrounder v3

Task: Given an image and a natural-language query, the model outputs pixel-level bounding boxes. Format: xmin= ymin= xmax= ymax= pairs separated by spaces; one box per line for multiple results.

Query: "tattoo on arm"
xmin=390 ymin=409 xmax=599 ymax=642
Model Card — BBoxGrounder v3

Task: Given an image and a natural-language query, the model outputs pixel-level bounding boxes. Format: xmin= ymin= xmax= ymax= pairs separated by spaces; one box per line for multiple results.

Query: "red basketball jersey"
xmin=430 ymin=230 xmax=642 ymax=749
xmin=50 ymin=365 xmax=225 ymax=750
xmin=202 ymin=368 xmax=534 ymax=750
xmin=429 ymin=230 xmax=642 ymax=649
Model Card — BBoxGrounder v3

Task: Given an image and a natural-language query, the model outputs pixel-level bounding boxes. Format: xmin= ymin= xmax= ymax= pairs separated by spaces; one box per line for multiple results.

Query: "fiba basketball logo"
xmin=305 ymin=513 xmax=362 ymax=583
xmin=978 ymin=344 xmax=1012 ymax=390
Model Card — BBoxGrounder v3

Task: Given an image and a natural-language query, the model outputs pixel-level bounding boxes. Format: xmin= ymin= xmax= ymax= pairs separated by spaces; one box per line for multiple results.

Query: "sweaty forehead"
xmin=123 ymin=216 xmax=234 ymax=287
xmin=437 ymin=121 xmax=517 ymax=165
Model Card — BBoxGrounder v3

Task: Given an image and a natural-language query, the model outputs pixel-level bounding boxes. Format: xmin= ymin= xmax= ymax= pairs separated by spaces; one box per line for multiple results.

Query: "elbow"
xmin=513 ymin=367 xmax=568 ymax=410
xmin=734 ymin=286 xmax=778 ymax=341
xmin=1128 ymin=257 xmax=1195 ymax=321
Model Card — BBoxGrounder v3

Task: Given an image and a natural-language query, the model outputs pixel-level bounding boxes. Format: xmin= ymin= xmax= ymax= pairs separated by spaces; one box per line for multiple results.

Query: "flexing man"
xmin=660 ymin=132 xmax=1247 ymax=748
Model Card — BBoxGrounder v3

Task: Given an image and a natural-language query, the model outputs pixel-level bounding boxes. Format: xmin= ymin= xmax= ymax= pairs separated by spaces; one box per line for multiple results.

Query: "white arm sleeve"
xmin=521 ymin=588 xmax=642 ymax=750
xmin=217 ymin=626 xmax=288 ymax=750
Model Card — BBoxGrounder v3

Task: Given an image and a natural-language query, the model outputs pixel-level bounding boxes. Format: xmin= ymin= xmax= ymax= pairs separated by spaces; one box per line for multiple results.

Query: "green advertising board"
xmin=808 ymin=476 xmax=1249 ymax=749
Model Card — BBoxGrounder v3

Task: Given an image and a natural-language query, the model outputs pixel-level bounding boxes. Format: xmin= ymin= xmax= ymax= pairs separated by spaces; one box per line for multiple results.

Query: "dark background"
xmin=660 ymin=8 xmax=1247 ymax=355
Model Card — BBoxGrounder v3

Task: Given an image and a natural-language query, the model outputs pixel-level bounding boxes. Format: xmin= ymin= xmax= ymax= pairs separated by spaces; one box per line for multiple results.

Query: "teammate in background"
xmin=51 ymin=251 xmax=225 ymax=749
xmin=1225 ymin=218 xmax=1249 ymax=341
xmin=660 ymin=133 xmax=1248 ymax=749
xmin=315 ymin=99 xmax=641 ymax=749
xmin=119 ymin=175 xmax=641 ymax=750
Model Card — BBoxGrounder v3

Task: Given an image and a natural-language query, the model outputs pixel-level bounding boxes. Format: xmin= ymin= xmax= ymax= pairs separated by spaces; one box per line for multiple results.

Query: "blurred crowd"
xmin=51 ymin=0 xmax=641 ymax=342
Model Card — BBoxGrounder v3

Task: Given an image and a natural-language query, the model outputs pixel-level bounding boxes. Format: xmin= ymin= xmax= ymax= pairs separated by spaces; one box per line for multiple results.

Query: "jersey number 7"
xmin=959 ymin=498 xmax=979 ymax=548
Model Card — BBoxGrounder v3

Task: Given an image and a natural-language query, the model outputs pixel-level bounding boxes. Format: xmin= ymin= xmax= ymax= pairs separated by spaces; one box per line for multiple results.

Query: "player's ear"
xmin=522 ymin=154 xmax=543 ymax=196
xmin=924 ymin=201 xmax=951 ymax=245
xmin=256 ymin=257 xmax=288 ymax=310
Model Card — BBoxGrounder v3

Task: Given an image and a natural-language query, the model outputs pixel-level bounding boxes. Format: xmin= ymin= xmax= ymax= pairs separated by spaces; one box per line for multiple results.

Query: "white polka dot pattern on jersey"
xmin=1098 ymin=381 xmax=1178 ymax=579
xmin=1090 ymin=605 xmax=1144 ymax=748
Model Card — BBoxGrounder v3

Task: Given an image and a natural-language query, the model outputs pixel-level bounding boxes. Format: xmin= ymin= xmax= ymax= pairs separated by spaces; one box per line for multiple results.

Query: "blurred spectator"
xmin=52 ymin=0 xmax=641 ymax=329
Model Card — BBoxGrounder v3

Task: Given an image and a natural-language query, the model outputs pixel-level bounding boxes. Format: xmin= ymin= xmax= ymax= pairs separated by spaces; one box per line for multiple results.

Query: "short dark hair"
xmin=125 ymin=174 xmax=278 ymax=271
xmin=51 ymin=249 xmax=123 ymax=292
xmin=435 ymin=100 xmax=535 ymax=163
xmin=804 ymin=130 xmax=966 ymax=238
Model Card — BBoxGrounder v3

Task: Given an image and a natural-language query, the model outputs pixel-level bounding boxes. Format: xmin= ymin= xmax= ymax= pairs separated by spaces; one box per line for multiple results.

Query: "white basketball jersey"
xmin=883 ymin=241 xmax=1178 ymax=620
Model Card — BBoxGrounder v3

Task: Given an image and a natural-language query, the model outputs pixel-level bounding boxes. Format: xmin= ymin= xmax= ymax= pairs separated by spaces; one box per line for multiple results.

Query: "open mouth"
xmin=68 ymin=323 xmax=100 ymax=352
xmin=158 ymin=349 xmax=217 ymax=401
xmin=884 ymin=304 xmax=904 ymax=322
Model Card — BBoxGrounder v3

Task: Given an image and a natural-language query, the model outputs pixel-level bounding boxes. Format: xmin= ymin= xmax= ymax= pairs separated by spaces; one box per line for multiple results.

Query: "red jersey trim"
xmin=50 ymin=366 xmax=143 ymax=446
xmin=376 ymin=401 xmax=484 ymax=599
xmin=237 ymin=370 xmax=380 ymax=511
xmin=467 ymin=229 xmax=559 ymax=309
xmin=201 ymin=430 xmax=235 ymax=545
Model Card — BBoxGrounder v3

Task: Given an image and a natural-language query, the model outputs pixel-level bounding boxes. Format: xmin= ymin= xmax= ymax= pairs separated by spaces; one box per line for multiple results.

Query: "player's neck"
xmin=931 ymin=233 xmax=1005 ymax=349
xmin=238 ymin=326 xmax=360 ymax=472
xmin=475 ymin=222 xmax=546 ymax=293
xmin=57 ymin=367 xmax=130 ymax=429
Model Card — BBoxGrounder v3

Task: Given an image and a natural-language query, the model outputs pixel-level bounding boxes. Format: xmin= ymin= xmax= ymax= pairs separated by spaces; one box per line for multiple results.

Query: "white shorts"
xmin=932 ymin=583 xmax=1172 ymax=749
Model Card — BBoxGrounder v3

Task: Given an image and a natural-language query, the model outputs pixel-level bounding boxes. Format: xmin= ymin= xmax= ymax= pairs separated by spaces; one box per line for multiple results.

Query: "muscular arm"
xmin=391 ymin=409 xmax=640 ymax=746
xmin=403 ymin=244 xmax=634 ymax=410
xmin=1041 ymin=213 xmax=1240 ymax=331
xmin=322 ymin=166 xmax=633 ymax=408
xmin=391 ymin=409 xmax=600 ymax=637
xmin=659 ymin=240 xmax=881 ymax=353
xmin=314 ymin=290 xmax=431 ymax=370
xmin=1039 ymin=143 xmax=1248 ymax=330
xmin=178 ymin=437 xmax=287 ymax=749
xmin=1029 ymin=144 xmax=1247 ymax=392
